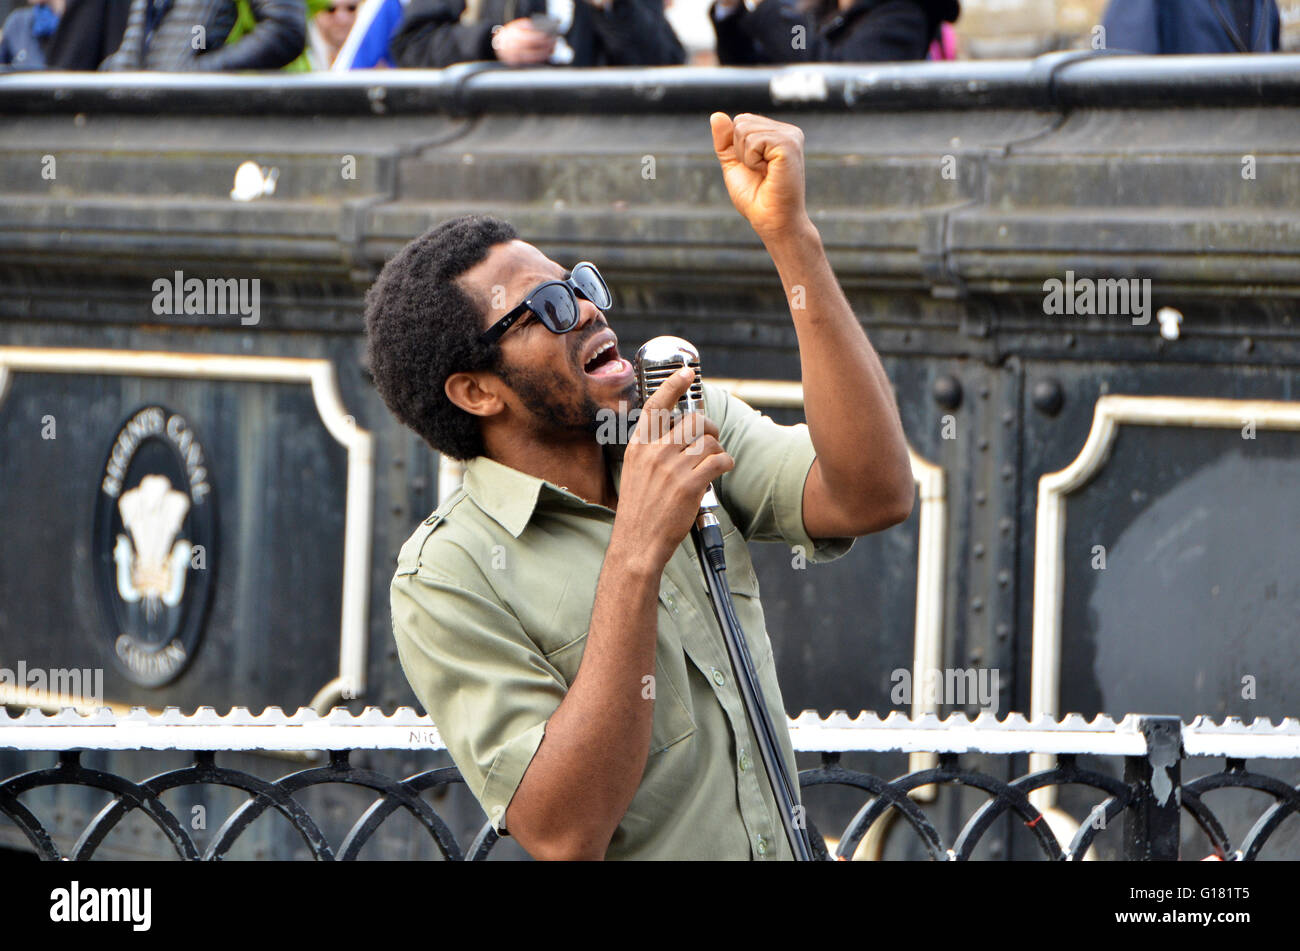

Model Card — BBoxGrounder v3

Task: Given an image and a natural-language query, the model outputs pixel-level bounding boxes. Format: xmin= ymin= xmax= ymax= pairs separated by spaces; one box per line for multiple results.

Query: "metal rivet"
xmin=932 ymin=375 xmax=962 ymax=410
xmin=1032 ymin=379 xmax=1065 ymax=417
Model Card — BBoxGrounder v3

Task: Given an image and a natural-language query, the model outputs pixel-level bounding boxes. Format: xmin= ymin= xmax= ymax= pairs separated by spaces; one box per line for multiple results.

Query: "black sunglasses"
xmin=478 ymin=262 xmax=612 ymax=346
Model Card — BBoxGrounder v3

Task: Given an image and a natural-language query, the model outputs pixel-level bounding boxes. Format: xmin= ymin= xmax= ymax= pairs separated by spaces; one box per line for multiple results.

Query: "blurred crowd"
xmin=0 ymin=0 xmax=1286 ymax=72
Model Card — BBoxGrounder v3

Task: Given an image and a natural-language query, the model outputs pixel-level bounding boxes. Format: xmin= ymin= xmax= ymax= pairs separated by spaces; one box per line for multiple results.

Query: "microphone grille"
xmin=634 ymin=336 xmax=705 ymax=414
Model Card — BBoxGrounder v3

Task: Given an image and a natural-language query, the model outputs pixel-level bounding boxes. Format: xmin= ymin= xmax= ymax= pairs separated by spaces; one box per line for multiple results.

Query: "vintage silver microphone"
xmin=633 ymin=336 xmax=721 ymax=537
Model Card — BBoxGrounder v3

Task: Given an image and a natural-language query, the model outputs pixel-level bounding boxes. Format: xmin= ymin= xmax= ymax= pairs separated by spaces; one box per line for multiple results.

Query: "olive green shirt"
xmin=390 ymin=382 xmax=853 ymax=860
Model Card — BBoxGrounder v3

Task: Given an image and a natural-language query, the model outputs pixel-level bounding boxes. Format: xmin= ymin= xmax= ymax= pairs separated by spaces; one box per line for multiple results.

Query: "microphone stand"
xmin=632 ymin=334 xmax=815 ymax=860
xmin=691 ymin=514 xmax=816 ymax=862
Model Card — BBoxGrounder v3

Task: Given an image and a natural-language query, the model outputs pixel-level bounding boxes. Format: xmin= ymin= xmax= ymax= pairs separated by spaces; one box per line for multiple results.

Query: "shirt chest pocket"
xmin=542 ymin=626 xmax=697 ymax=756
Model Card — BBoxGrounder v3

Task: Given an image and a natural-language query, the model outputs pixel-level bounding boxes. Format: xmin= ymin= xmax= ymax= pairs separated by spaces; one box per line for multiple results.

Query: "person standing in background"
xmin=390 ymin=0 xmax=684 ymax=68
xmin=0 ymin=0 xmax=65 ymax=68
xmin=0 ymin=0 xmax=135 ymax=70
xmin=43 ymin=0 xmax=131 ymax=67
xmin=710 ymin=0 xmax=958 ymax=65
xmin=100 ymin=0 xmax=305 ymax=69
xmin=1101 ymin=0 xmax=1281 ymax=54
xmin=307 ymin=0 xmax=359 ymax=65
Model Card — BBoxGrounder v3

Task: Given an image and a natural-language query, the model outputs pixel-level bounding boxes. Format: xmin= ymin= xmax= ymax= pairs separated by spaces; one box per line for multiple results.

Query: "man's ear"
xmin=445 ymin=370 xmax=507 ymax=419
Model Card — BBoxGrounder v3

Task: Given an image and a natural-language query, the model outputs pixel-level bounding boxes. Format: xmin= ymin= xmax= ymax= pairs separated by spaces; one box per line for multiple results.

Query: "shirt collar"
xmin=462 ymin=451 xmax=623 ymax=538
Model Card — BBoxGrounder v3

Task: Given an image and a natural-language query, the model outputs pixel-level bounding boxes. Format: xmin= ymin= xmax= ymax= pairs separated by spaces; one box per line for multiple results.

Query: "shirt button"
xmin=755 ymin=835 xmax=768 ymax=856
xmin=739 ymin=750 xmax=751 ymax=771
xmin=711 ymin=668 xmax=726 ymax=686
xmin=665 ymin=594 xmax=677 ymax=614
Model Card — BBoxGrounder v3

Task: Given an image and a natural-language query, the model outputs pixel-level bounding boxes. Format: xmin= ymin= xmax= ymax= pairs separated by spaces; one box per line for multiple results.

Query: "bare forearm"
xmin=763 ymin=221 xmax=912 ymax=518
xmin=506 ymin=532 xmax=661 ymax=859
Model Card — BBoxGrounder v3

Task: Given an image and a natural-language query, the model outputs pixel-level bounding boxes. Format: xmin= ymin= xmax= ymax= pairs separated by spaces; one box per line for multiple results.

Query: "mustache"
xmin=568 ymin=320 xmax=608 ymax=365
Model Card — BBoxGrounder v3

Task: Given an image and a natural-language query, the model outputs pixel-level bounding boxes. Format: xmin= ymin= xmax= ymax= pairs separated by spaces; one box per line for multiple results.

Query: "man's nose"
xmin=574 ymin=295 xmax=604 ymax=330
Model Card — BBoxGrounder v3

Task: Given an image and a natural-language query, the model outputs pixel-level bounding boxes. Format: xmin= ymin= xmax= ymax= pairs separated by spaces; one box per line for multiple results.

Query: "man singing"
xmin=365 ymin=112 xmax=914 ymax=860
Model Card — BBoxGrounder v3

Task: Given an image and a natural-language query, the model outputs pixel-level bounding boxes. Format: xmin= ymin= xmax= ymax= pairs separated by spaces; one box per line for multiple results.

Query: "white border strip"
xmin=4 ymin=707 xmax=1298 ymax=758
xmin=1029 ymin=395 xmax=1300 ymax=809
xmin=0 ymin=347 xmax=374 ymax=714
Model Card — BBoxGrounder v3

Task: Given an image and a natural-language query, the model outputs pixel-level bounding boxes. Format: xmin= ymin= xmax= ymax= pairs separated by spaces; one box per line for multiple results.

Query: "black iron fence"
xmin=2 ymin=707 xmax=1297 ymax=861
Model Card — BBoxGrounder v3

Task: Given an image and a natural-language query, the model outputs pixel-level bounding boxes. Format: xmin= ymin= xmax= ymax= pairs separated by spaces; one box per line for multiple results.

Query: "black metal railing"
xmin=0 ymin=749 xmax=497 ymax=861
xmin=4 ymin=53 xmax=1300 ymax=116
xmin=799 ymin=718 xmax=1299 ymax=861
xmin=2 ymin=708 xmax=1297 ymax=860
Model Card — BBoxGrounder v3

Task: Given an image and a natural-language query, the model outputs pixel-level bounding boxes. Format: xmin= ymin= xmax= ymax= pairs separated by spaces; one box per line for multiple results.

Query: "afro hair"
xmin=364 ymin=214 xmax=519 ymax=460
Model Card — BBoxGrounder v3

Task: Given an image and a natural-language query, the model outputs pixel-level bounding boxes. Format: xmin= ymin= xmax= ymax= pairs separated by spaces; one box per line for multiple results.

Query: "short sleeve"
xmin=389 ymin=557 xmax=567 ymax=834
xmin=704 ymin=382 xmax=854 ymax=564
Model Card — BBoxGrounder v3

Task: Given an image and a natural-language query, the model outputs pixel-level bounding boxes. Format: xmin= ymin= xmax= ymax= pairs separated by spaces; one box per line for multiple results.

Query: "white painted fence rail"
xmin=2 ymin=707 xmax=1298 ymax=760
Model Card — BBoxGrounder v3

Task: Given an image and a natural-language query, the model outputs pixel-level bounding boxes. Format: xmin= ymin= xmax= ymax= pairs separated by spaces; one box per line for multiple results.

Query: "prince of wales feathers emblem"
xmin=112 ymin=474 xmax=192 ymax=620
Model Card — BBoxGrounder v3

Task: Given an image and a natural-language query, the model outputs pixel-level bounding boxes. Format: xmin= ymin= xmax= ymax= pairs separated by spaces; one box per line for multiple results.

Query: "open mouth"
xmin=583 ymin=338 xmax=630 ymax=378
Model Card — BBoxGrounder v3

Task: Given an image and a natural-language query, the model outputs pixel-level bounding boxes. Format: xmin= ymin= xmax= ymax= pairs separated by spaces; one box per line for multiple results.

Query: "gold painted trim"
xmin=1029 ymin=394 xmax=1300 ymax=812
xmin=0 ymin=346 xmax=374 ymax=716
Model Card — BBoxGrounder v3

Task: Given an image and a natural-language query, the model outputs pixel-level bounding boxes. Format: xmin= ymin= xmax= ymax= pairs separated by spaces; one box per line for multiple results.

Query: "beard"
xmin=495 ymin=358 xmax=605 ymax=440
